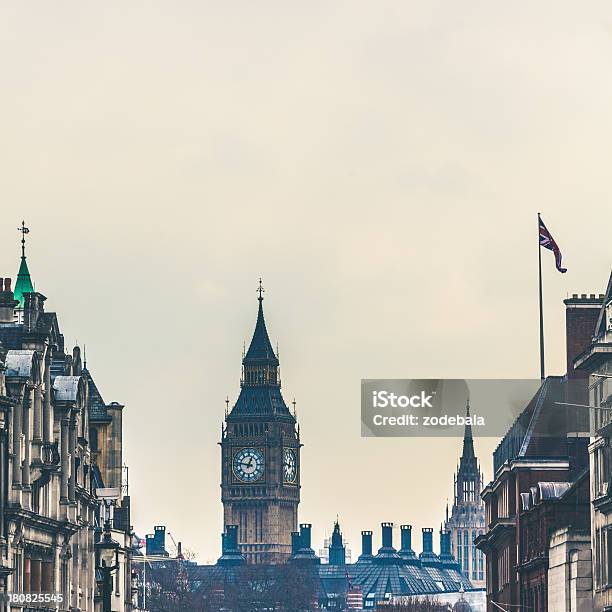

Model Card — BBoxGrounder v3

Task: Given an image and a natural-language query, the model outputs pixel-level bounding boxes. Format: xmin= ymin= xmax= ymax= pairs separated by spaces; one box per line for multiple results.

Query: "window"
xmin=596 ymin=528 xmax=603 ymax=588
xmin=478 ymin=530 xmax=484 ymax=580
xmin=457 ymin=531 xmax=462 ymax=568
xmin=606 ymin=528 xmax=612 ymax=587
xmin=90 ymin=427 xmax=99 ymax=452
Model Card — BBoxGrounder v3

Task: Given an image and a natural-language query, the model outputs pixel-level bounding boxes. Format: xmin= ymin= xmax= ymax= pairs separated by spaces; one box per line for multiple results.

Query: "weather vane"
xmin=257 ymin=278 xmax=265 ymax=301
xmin=18 ymin=220 xmax=29 ymax=258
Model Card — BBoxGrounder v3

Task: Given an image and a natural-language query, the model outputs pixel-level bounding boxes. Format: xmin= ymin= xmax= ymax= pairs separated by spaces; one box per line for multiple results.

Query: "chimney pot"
xmin=361 ymin=531 xmax=373 ymax=556
xmin=4 ymin=278 xmax=10 ymax=292
xmin=422 ymin=527 xmax=434 ymax=553
xmin=381 ymin=522 xmax=394 ymax=549
xmin=299 ymin=524 xmax=312 ymax=548
xmin=400 ymin=525 xmax=413 ymax=551
xmin=291 ymin=531 xmax=301 ymax=555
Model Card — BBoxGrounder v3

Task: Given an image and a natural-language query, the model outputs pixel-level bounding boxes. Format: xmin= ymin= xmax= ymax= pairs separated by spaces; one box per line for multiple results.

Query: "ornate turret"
xmin=454 ymin=399 xmax=482 ymax=506
xmin=444 ymin=397 xmax=486 ymax=587
xmin=328 ymin=520 xmax=346 ymax=565
xmin=14 ymin=222 xmax=34 ymax=320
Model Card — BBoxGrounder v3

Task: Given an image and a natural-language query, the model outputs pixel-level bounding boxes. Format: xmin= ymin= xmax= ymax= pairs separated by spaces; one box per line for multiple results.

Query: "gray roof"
xmin=53 ymin=376 xmax=81 ymax=402
xmin=5 ymin=349 xmax=36 ymax=379
xmin=0 ymin=324 xmax=24 ymax=350
xmin=85 ymin=370 xmax=112 ymax=422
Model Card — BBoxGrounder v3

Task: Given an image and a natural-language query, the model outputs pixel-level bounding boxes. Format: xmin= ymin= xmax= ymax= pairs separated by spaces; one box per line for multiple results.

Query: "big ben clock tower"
xmin=220 ymin=282 xmax=301 ymax=564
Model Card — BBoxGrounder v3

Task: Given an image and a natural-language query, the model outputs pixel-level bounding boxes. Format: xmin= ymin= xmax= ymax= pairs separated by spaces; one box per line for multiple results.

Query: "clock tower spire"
xmin=220 ymin=283 xmax=301 ymax=564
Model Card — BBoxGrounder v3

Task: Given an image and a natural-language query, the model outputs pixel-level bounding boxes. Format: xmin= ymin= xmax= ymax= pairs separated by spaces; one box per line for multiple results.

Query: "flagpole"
xmin=538 ymin=213 xmax=545 ymax=381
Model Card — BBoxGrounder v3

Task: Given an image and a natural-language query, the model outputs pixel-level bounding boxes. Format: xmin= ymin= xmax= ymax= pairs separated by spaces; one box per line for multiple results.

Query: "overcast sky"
xmin=1 ymin=1 xmax=611 ymax=562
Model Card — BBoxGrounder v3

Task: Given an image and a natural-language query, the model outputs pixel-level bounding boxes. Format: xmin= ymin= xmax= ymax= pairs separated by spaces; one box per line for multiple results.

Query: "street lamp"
xmin=97 ymin=521 xmax=120 ymax=612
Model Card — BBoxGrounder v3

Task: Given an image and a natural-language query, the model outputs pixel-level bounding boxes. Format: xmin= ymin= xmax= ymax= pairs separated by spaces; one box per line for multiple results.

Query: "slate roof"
xmin=0 ymin=324 xmax=24 ymax=350
xmin=53 ymin=376 xmax=81 ymax=402
xmin=228 ymin=295 xmax=293 ymax=420
xmin=493 ymin=376 xmax=570 ymax=474
xmin=243 ymin=297 xmax=279 ymax=366
xmin=228 ymin=385 xmax=293 ymax=420
xmin=185 ymin=556 xmax=474 ymax=604
xmin=5 ymin=349 xmax=36 ymax=379
xmin=86 ymin=370 xmax=112 ymax=422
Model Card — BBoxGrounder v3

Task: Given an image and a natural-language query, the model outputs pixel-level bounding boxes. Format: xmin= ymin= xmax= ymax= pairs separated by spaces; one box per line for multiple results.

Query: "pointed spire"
xmin=14 ymin=221 xmax=34 ymax=309
xmin=461 ymin=398 xmax=475 ymax=461
xmin=329 ymin=520 xmax=346 ymax=565
xmin=243 ymin=279 xmax=279 ymax=366
xmin=453 ymin=397 xmax=482 ymax=506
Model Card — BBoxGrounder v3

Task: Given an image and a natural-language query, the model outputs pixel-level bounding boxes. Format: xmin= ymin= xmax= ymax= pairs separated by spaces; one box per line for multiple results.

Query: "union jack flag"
xmin=539 ymin=215 xmax=567 ymax=273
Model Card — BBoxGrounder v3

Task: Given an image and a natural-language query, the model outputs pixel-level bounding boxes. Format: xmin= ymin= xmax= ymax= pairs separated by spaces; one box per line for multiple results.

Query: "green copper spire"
xmin=14 ymin=221 xmax=33 ymax=308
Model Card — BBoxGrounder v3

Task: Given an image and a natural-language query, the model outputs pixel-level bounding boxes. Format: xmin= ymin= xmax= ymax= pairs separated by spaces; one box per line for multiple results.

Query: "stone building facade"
xmin=573 ymin=273 xmax=612 ymax=611
xmin=445 ymin=400 xmax=486 ymax=590
xmin=220 ymin=287 xmax=301 ymax=564
xmin=0 ymin=235 xmax=134 ymax=611
xmin=548 ymin=524 xmax=593 ymax=612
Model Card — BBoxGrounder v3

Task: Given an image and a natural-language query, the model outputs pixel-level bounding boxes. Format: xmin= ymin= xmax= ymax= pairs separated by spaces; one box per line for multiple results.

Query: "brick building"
xmin=476 ymin=293 xmax=600 ymax=611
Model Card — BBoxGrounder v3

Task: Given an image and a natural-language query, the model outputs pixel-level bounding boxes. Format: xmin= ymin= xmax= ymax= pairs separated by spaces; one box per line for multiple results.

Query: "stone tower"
xmin=444 ymin=399 xmax=486 ymax=588
xmin=328 ymin=521 xmax=346 ymax=565
xmin=220 ymin=285 xmax=300 ymax=564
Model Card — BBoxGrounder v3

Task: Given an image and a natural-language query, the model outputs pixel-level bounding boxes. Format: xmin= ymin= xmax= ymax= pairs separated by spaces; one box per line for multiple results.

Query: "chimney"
xmin=564 ymin=293 xmax=602 ymax=377
xmin=290 ymin=524 xmax=320 ymax=564
xmin=226 ymin=525 xmax=238 ymax=550
xmin=438 ymin=529 xmax=458 ymax=568
xmin=23 ymin=292 xmax=46 ymax=333
xmin=439 ymin=529 xmax=450 ymax=556
xmin=0 ymin=278 xmax=18 ymax=324
xmin=418 ymin=528 xmax=441 ymax=567
xmin=564 ymin=292 xmax=603 ymax=418
xmin=381 ymin=522 xmax=393 ymax=549
xmin=291 ymin=531 xmax=301 ymax=556
xmin=299 ymin=523 xmax=312 ymax=549
xmin=399 ymin=524 xmax=418 ymax=563
xmin=360 ymin=531 xmax=373 ymax=558
xmin=400 ymin=525 xmax=412 ymax=551
xmin=374 ymin=522 xmax=401 ymax=563
xmin=422 ymin=528 xmax=433 ymax=553
xmin=217 ymin=525 xmax=245 ymax=566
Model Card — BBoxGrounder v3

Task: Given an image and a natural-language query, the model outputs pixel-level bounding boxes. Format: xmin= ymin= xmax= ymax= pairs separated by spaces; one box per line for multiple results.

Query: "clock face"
xmin=233 ymin=448 xmax=265 ymax=483
xmin=283 ymin=448 xmax=297 ymax=484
